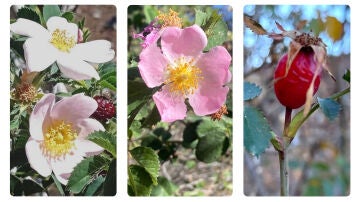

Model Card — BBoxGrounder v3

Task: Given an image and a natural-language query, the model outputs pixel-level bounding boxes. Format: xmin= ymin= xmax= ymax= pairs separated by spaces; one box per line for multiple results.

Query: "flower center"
xmin=165 ymin=58 xmax=203 ymax=96
xmin=42 ymin=121 xmax=77 ymax=158
xmin=156 ymin=8 xmax=182 ymax=28
xmin=14 ymin=82 xmax=37 ymax=103
xmin=50 ymin=29 xmax=76 ymax=52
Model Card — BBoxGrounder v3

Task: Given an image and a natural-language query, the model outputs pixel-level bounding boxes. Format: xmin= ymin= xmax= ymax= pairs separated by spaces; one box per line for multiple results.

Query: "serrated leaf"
xmin=342 ymin=69 xmax=350 ymax=83
xmin=130 ymin=147 xmax=160 ymax=185
xmin=43 ymin=5 xmax=61 ymax=22
xmin=244 ymin=15 xmax=267 ymax=35
xmin=128 ymin=165 xmax=153 ymax=196
xmin=244 ymin=82 xmax=262 ymax=101
xmin=244 ymin=105 xmax=272 ymax=157
xmin=88 ymin=131 xmax=116 ymax=157
xmin=103 ymin=159 xmax=116 ymax=196
xmin=317 ymin=97 xmax=341 ymax=121
xmin=84 ymin=175 xmax=105 ymax=196
xmin=182 ymin=121 xmax=200 ymax=148
xmin=16 ymin=7 xmax=41 ymax=23
xmin=203 ymin=11 xmax=228 ymax=51
xmin=194 ymin=9 xmax=208 ymax=26
xmin=151 ymin=176 xmax=178 ymax=196
xmin=67 ymin=156 xmax=109 ymax=194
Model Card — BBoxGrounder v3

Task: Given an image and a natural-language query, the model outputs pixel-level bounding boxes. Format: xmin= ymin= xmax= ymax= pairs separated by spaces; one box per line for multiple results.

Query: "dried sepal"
xmin=244 ymin=15 xmax=267 ymax=35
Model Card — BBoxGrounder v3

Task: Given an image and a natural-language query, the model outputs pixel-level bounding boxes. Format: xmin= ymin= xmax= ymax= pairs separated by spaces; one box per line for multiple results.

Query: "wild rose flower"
xmin=10 ymin=16 xmax=115 ymax=80
xmin=26 ymin=93 xmax=105 ymax=185
xmin=138 ymin=25 xmax=232 ymax=122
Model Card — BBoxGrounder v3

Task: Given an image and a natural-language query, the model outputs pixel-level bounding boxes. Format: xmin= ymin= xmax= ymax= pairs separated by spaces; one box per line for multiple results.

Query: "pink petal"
xmin=11 ymin=18 xmax=49 ymax=39
xmin=51 ymin=94 xmax=97 ymax=123
xmin=29 ymin=94 xmax=55 ymax=140
xmin=25 ymin=138 xmax=52 ymax=177
xmin=23 ymin=38 xmax=57 ymax=72
xmin=138 ymin=44 xmax=168 ymax=88
xmin=50 ymin=152 xmax=84 ymax=185
xmin=71 ymin=40 xmax=115 ymax=63
xmin=153 ymin=89 xmax=187 ymax=122
xmin=75 ymin=118 xmax=105 ymax=139
xmin=161 ymin=25 xmax=207 ymax=61
xmin=195 ymin=46 xmax=232 ymax=86
xmin=75 ymin=140 xmax=104 ymax=157
xmin=189 ymin=85 xmax=229 ymax=116
xmin=57 ymin=55 xmax=100 ymax=80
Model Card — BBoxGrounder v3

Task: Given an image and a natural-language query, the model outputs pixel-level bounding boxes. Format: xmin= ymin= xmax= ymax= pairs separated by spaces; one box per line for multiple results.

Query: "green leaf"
xmin=23 ymin=179 xmax=45 ymax=195
xmin=10 ymin=38 xmax=25 ymax=59
xmin=142 ymin=105 xmax=161 ymax=127
xmin=195 ymin=119 xmax=228 ymax=163
xmin=342 ymin=69 xmax=350 ymax=83
xmin=43 ymin=5 xmax=61 ymax=22
xmin=196 ymin=130 xmax=227 ymax=163
xmin=103 ymin=159 xmax=116 ymax=196
xmin=128 ymin=80 xmax=153 ymax=104
xmin=244 ymin=105 xmax=272 ymax=157
xmin=61 ymin=12 xmax=74 ymax=22
xmin=196 ymin=9 xmax=228 ymax=51
xmin=317 ymin=97 xmax=342 ymax=121
xmin=84 ymin=175 xmax=105 ymax=196
xmin=151 ymin=176 xmax=178 ymax=196
xmin=143 ymin=5 xmax=157 ymax=23
xmin=10 ymin=174 xmax=22 ymax=196
xmin=16 ymin=7 xmax=41 ymax=23
xmin=130 ymin=147 xmax=160 ymax=185
xmin=141 ymin=134 xmax=163 ymax=150
xmin=128 ymin=165 xmax=153 ymax=196
xmin=67 ymin=156 xmax=109 ymax=194
xmin=99 ymin=77 xmax=116 ymax=91
xmin=244 ymin=82 xmax=262 ymax=101
xmin=88 ymin=131 xmax=116 ymax=157
xmin=182 ymin=121 xmax=200 ymax=148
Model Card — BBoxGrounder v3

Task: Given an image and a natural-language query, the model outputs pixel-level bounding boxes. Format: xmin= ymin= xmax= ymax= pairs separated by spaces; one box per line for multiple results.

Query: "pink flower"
xmin=26 ymin=93 xmax=105 ymax=185
xmin=138 ymin=25 xmax=232 ymax=122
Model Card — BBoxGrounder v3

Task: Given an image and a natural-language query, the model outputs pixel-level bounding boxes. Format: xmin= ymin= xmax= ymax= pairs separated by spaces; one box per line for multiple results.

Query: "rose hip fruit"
xmin=91 ymin=95 xmax=116 ymax=121
xmin=274 ymin=47 xmax=321 ymax=109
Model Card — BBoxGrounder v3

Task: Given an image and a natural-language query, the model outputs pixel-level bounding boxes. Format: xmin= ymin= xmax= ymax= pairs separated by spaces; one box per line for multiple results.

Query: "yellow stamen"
xmin=156 ymin=8 xmax=182 ymax=28
xmin=50 ymin=29 xmax=76 ymax=52
xmin=165 ymin=58 xmax=203 ymax=96
xmin=42 ymin=121 xmax=77 ymax=158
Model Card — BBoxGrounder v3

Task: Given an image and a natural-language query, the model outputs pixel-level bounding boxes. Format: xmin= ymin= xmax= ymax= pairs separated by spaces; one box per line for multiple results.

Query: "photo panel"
xmin=243 ymin=5 xmax=350 ymax=196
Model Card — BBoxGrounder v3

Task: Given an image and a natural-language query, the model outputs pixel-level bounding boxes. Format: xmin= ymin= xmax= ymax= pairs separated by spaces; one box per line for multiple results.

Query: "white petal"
xmin=76 ymin=118 xmax=105 ymax=139
xmin=46 ymin=16 xmax=78 ymax=41
xmin=29 ymin=94 xmax=55 ymax=140
xmin=57 ymin=54 xmax=100 ymax=80
xmin=71 ymin=40 xmax=115 ymax=63
xmin=11 ymin=18 xmax=50 ymax=39
xmin=50 ymin=152 xmax=84 ymax=185
xmin=23 ymin=38 xmax=57 ymax=72
xmin=76 ymin=140 xmax=104 ymax=157
xmin=25 ymin=138 xmax=52 ymax=177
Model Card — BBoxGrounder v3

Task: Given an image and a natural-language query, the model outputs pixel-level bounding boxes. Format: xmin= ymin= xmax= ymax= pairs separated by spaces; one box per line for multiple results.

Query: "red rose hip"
xmin=274 ymin=47 xmax=321 ymax=109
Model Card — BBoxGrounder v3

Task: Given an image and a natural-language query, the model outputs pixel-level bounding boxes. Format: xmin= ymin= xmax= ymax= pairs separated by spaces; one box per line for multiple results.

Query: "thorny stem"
xmin=279 ymin=107 xmax=292 ymax=196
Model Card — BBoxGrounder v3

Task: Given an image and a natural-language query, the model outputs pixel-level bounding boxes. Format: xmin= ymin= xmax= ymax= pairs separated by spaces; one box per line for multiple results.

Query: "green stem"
xmin=279 ymin=107 xmax=291 ymax=196
xmin=51 ymin=173 xmax=65 ymax=196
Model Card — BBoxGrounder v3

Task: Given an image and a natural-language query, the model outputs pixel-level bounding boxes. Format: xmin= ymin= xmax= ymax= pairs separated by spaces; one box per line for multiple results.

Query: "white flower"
xmin=10 ymin=17 xmax=115 ymax=80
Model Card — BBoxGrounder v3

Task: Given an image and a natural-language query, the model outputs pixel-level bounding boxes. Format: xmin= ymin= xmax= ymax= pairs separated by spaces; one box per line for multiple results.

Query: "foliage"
xmin=10 ymin=5 xmax=116 ymax=196
xmin=128 ymin=5 xmax=232 ymax=196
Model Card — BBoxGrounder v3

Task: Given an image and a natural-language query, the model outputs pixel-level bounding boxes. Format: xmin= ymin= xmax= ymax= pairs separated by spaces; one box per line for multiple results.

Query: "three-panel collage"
xmin=9 ymin=3 xmax=350 ymax=198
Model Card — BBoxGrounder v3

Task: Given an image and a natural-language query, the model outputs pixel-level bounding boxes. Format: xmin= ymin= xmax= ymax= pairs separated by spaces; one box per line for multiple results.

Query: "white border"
xmin=1 ymin=0 xmax=359 ymax=201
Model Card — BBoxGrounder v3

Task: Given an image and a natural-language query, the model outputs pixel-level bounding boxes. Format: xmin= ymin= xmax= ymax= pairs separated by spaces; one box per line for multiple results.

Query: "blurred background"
xmin=244 ymin=5 xmax=350 ymax=196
